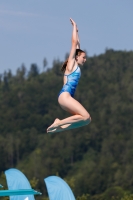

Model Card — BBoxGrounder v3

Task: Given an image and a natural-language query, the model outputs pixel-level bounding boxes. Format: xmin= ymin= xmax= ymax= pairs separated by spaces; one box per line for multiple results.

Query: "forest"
xmin=0 ymin=49 xmax=133 ymax=200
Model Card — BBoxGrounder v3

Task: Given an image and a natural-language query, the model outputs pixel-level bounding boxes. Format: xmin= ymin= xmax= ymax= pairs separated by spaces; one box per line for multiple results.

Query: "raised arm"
xmin=66 ymin=18 xmax=78 ymax=72
xmin=76 ymin=28 xmax=80 ymax=49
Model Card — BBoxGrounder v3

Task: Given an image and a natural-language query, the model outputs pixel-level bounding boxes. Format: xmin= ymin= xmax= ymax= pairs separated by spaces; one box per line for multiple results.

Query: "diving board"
xmin=0 ymin=189 xmax=41 ymax=196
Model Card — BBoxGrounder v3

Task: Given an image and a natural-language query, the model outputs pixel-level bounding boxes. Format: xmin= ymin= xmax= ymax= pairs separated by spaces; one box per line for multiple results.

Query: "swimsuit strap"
xmin=64 ymin=66 xmax=78 ymax=76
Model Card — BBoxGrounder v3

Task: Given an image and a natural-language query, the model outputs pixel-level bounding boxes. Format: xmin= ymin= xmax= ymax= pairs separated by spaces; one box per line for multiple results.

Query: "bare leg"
xmin=47 ymin=92 xmax=91 ymax=133
xmin=47 ymin=120 xmax=89 ymax=133
xmin=47 ymin=115 xmax=90 ymax=132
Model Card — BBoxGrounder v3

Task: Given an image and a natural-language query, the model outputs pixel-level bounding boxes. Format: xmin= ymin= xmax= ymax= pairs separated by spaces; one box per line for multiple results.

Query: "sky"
xmin=0 ymin=0 xmax=133 ymax=74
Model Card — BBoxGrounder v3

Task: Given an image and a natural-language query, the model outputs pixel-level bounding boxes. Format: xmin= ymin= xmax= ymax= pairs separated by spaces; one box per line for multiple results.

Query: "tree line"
xmin=0 ymin=49 xmax=133 ymax=200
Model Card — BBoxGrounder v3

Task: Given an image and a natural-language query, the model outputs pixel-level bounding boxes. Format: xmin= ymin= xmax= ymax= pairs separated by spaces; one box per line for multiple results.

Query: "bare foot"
xmin=47 ymin=126 xmax=62 ymax=133
xmin=47 ymin=123 xmax=72 ymax=133
xmin=47 ymin=118 xmax=60 ymax=132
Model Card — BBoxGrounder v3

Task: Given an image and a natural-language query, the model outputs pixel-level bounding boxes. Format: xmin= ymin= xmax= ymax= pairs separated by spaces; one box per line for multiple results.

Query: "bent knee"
xmin=83 ymin=113 xmax=91 ymax=124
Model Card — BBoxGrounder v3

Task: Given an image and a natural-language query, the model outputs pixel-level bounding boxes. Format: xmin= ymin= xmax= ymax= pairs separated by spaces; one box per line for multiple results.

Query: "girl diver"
xmin=47 ymin=18 xmax=91 ymax=133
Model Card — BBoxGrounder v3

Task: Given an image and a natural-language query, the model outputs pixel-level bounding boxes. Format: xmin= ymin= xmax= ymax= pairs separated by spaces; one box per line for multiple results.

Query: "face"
xmin=76 ymin=52 xmax=86 ymax=66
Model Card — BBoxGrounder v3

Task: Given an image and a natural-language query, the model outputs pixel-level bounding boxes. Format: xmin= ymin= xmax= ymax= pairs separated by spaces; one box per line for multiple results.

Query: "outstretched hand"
xmin=70 ymin=18 xmax=78 ymax=32
xmin=70 ymin=18 xmax=76 ymax=25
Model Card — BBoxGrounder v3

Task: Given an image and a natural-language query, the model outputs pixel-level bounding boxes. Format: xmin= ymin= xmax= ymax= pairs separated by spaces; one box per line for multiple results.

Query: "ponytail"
xmin=61 ymin=59 xmax=68 ymax=73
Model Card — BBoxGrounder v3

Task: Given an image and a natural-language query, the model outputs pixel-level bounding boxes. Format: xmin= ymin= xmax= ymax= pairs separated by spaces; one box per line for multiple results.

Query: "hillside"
xmin=0 ymin=49 xmax=133 ymax=200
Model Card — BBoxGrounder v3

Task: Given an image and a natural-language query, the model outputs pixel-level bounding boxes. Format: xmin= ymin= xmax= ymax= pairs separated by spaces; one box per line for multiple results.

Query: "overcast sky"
xmin=0 ymin=0 xmax=133 ymax=74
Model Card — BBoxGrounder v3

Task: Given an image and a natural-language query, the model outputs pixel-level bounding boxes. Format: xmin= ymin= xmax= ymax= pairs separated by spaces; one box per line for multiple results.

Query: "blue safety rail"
xmin=0 ymin=189 xmax=42 ymax=196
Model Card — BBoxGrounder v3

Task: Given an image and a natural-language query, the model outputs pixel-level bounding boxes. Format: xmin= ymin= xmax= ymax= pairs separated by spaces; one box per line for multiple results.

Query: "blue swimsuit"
xmin=58 ymin=66 xmax=81 ymax=97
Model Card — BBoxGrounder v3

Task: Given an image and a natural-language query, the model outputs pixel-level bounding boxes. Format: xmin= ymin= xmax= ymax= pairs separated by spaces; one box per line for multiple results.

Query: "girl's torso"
xmin=58 ymin=66 xmax=81 ymax=97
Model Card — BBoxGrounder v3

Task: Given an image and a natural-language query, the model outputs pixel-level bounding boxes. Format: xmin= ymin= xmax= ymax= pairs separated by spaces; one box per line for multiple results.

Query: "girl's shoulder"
xmin=65 ymin=62 xmax=78 ymax=73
